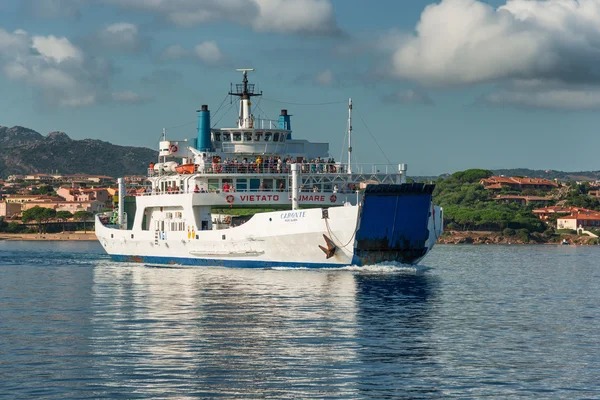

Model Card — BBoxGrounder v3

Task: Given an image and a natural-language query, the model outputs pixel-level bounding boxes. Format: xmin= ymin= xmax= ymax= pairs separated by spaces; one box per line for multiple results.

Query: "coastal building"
xmin=481 ymin=176 xmax=559 ymax=191
xmin=6 ymin=175 xmax=25 ymax=182
xmin=56 ymin=187 xmax=109 ymax=203
xmin=0 ymin=201 xmax=22 ymax=218
xmin=589 ymin=190 xmax=600 ymax=198
xmin=124 ymin=175 xmax=147 ymax=184
xmin=60 ymin=174 xmax=114 ymax=185
xmin=23 ymin=173 xmax=60 ymax=183
xmin=533 ymin=206 xmax=597 ymax=221
xmin=557 ymin=213 xmax=600 ymax=230
xmin=3 ymin=194 xmax=63 ymax=204
xmin=21 ymin=200 xmax=105 ymax=213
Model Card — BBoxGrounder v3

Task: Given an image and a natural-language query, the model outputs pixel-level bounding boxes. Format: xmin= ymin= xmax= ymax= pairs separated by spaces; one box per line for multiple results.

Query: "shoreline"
xmin=0 ymin=232 xmax=97 ymax=241
xmin=438 ymin=230 xmax=598 ymax=245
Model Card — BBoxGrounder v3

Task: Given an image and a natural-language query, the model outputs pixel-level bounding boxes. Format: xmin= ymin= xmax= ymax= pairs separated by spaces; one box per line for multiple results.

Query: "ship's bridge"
xmin=212 ymin=118 xmax=289 ymax=155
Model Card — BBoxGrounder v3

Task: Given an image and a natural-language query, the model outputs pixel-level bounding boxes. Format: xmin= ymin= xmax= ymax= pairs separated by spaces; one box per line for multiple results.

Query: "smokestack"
xmin=197 ymin=105 xmax=212 ymax=152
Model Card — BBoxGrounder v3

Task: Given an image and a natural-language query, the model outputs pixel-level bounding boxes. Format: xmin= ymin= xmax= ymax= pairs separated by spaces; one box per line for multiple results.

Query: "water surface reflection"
xmin=90 ymin=265 xmax=437 ymax=398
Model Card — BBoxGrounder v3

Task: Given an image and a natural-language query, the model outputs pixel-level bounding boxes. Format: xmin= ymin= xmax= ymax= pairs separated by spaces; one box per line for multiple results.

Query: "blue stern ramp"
xmin=354 ymin=183 xmax=435 ymax=265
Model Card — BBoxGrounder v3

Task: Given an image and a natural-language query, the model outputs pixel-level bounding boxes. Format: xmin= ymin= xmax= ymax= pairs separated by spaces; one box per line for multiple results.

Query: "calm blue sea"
xmin=1 ymin=241 xmax=599 ymax=399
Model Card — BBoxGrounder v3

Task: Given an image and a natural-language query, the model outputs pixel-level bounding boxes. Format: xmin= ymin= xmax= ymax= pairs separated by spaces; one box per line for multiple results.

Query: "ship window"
xmin=223 ymin=133 xmax=231 ymax=141
xmin=244 ymin=132 xmax=252 ymax=141
xmin=222 ymin=178 xmax=233 ymax=190
xmin=262 ymin=179 xmax=273 ymax=191
xmin=280 ymin=134 xmax=285 ymax=142
xmin=236 ymin=179 xmax=248 ymax=192
xmin=214 ymin=132 xmax=221 ymax=141
xmin=264 ymin=132 xmax=272 ymax=142
xmin=276 ymin=179 xmax=286 ymax=191
xmin=166 ymin=212 xmax=173 ymax=219
xmin=273 ymin=132 xmax=280 ymax=142
xmin=233 ymin=132 xmax=242 ymax=142
xmin=175 ymin=212 xmax=182 ymax=219
xmin=208 ymin=179 xmax=219 ymax=192
xmin=250 ymin=178 xmax=261 ymax=192
xmin=254 ymin=132 xmax=263 ymax=142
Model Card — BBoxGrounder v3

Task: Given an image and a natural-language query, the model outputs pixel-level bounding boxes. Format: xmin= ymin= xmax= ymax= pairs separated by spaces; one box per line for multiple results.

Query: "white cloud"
xmin=389 ymin=0 xmax=600 ymax=86
xmin=102 ymin=0 xmax=341 ymax=35
xmin=0 ymin=27 xmax=114 ymax=108
xmin=162 ymin=41 xmax=226 ymax=65
xmin=382 ymin=89 xmax=434 ymax=106
xmin=90 ymin=22 xmax=149 ymax=53
xmin=32 ymin=35 xmax=83 ymax=63
xmin=315 ymin=69 xmax=334 ymax=86
xmin=193 ymin=41 xmax=223 ymax=64
xmin=482 ymin=80 xmax=600 ymax=110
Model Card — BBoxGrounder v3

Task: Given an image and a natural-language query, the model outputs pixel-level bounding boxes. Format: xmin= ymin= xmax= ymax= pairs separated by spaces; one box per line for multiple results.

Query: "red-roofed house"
xmin=481 ymin=176 xmax=558 ymax=191
xmin=557 ymin=213 xmax=600 ymax=230
xmin=533 ymin=206 xmax=597 ymax=221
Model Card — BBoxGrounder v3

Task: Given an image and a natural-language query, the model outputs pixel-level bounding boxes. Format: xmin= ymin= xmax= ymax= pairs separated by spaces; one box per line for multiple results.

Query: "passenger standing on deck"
xmin=194 ymin=184 xmax=200 ymax=193
xmin=223 ymin=182 xmax=230 ymax=193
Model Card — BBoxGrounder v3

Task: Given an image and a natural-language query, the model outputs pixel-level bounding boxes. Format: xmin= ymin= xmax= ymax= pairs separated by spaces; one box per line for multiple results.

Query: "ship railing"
xmin=147 ymin=163 xmax=401 ymax=177
xmin=253 ymin=118 xmax=281 ymax=130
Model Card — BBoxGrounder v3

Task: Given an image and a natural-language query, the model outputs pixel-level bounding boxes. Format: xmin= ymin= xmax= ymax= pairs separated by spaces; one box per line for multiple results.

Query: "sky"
xmin=1 ymin=0 xmax=600 ymax=176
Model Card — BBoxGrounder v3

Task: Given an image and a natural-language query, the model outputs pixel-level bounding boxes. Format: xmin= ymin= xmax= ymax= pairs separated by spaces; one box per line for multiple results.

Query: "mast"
xmin=229 ymin=68 xmax=262 ymax=129
xmin=162 ymin=128 xmax=167 ymax=163
xmin=347 ymin=98 xmax=352 ymax=174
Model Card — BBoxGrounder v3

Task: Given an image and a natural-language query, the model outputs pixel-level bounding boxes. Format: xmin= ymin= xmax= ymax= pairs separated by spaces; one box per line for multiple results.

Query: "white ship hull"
xmin=96 ymin=193 xmax=442 ymax=268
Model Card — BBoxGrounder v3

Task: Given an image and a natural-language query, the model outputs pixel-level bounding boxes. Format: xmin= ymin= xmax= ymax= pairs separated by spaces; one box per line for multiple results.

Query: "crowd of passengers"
xmin=210 ymin=156 xmax=340 ymax=174
xmin=153 ymin=182 xmax=358 ymax=195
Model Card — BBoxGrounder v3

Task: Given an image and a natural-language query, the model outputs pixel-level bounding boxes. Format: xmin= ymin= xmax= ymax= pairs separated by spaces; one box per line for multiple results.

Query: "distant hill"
xmin=492 ymin=168 xmax=600 ymax=181
xmin=0 ymin=126 xmax=158 ymax=178
xmin=414 ymin=169 xmax=600 ymax=182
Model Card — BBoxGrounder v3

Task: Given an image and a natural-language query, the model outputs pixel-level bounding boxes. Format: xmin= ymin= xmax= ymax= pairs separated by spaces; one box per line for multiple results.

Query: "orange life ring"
xmin=216 ymin=164 xmax=223 ymax=173
xmin=226 ymin=195 xmax=235 ymax=204
xmin=170 ymin=144 xmax=178 ymax=153
xmin=330 ymin=194 xmax=337 ymax=203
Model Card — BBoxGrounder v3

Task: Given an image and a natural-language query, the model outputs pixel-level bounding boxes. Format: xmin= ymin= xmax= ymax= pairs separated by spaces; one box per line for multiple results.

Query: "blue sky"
xmin=1 ymin=0 xmax=600 ymax=176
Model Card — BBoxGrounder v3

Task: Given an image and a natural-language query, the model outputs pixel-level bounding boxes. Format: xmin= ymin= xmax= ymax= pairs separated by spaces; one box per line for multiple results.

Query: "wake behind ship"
xmin=96 ymin=69 xmax=443 ymax=268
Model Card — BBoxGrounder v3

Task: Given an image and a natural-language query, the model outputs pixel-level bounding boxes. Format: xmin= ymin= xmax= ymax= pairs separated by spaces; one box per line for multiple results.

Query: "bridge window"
xmin=214 ymin=132 xmax=221 ymax=141
xmin=233 ymin=132 xmax=241 ymax=142
xmin=280 ymin=134 xmax=285 ymax=142
xmin=264 ymin=132 xmax=272 ymax=142
xmin=273 ymin=132 xmax=280 ymax=142
xmin=244 ymin=132 xmax=252 ymax=141
xmin=254 ymin=132 xmax=263 ymax=141
xmin=223 ymin=133 xmax=231 ymax=141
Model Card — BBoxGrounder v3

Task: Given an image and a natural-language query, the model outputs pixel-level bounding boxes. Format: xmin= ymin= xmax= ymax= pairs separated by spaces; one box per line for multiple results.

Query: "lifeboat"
xmin=175 ymin=163 xmax=197 ymax=174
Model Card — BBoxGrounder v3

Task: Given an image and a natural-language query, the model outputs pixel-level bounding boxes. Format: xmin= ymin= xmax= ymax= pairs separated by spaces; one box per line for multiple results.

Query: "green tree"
xmin=22 ymin=206 xmax=56 ymax=233
xmin=56 ymin=210 xmax=73 ymax=232
xmin=73 ymin=210 xmax=93 ymax=233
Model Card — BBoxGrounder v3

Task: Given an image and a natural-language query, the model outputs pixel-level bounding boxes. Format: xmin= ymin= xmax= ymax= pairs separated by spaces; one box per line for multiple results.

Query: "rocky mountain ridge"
xmin=0 ymin=125 xmax=157 ymax=178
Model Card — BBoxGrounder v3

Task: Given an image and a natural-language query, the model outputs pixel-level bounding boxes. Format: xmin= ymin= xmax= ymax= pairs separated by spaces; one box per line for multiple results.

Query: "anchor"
xmin=319 ymin=234 xmax=337 ymax=259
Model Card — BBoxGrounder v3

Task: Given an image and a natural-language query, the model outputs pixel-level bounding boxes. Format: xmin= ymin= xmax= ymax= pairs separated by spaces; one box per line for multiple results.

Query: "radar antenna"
xmin=229 ymin=69 xmax=262 ymax=129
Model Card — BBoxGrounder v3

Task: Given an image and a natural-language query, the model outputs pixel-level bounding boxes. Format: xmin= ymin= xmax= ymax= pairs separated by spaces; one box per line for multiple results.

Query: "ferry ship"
xmin=95 ymin=69 xmax=443 ymax=268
